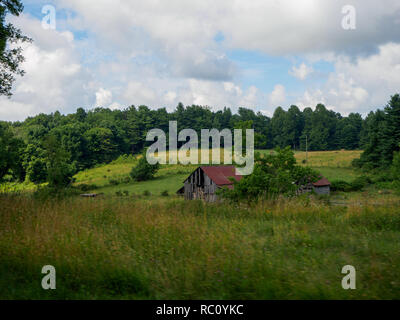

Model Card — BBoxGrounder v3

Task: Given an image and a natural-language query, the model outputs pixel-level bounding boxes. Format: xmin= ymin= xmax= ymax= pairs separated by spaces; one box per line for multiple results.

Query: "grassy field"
xmin=1 ymin=149 xmax=399 ymax=300
xmin=0 ymin=195 xmax=399 ymax=299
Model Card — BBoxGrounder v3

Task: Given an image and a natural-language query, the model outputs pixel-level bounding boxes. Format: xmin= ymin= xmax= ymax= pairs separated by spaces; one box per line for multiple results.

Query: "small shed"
xmin=177 ymin=166 xmax=242 ymax=202
xmin=312 ymin=177 xmax=331 ymax=195
xmin=297 ymin=176 xmax=331 ymax=195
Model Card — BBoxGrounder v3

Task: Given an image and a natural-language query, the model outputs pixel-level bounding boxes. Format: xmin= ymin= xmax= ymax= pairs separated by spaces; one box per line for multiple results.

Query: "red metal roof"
xmin=312 ymin=177 xmax=331 ymax=187
xmin=200 ymin=166 xmax=243 ymax=186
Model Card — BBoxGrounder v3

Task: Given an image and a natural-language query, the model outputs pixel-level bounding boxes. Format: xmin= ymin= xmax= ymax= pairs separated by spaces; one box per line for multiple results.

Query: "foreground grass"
xmin=0 ymin=195 xmax=399 ymax=299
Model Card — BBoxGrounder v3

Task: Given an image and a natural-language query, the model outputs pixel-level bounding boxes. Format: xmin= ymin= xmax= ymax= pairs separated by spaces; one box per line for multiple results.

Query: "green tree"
xmin=221 ymin=147 xmax=319 ymax=202
xmin=336 ymin=113 xmax=362 ymax=150
xmin=43 ymin=135 xmax=75 ymax=189
xmin=0 ymin=0 xmax=31 ymax=97
xmin=356 ymin=94 xmax=400 ymax=168
xmin=84 ymin=127 xmax=118 ymax=165
xmin=0 ymin=122 xmax=25 ymax=181
xmin=27 ymin=157 xmax=47 ymax=184
xmin=392 ymin=150 xmax=400 ymax=190
xmin=382 ymin=94 xmax=400 ymax=165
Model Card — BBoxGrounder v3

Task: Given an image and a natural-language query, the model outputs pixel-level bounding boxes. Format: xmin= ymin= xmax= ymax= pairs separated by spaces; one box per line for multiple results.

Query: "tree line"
xmin=0 ymin=94 xmax=399 ymax=187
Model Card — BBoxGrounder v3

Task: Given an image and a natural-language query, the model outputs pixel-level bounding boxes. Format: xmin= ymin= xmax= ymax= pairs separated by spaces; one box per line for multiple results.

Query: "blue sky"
xmin=1 ymin=0 xmax=400 ymax=120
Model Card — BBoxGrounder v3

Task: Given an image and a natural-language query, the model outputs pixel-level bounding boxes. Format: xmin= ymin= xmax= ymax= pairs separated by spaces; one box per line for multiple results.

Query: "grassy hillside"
xmin=72 ymin=149 xmax=363 ymax=195
xmin=0 ymin=195 xmax=399 ymax=299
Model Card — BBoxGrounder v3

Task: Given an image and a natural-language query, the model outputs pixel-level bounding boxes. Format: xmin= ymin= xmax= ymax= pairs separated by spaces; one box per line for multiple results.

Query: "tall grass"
xmin=0 ymin=195 xmax=399 ymax=299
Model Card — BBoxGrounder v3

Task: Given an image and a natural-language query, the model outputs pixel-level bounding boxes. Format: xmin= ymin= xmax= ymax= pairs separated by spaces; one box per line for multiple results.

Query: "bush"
xmin=79 ymin=184 xmax=98 ymax=192
xmin=372 ymin=171 xmax=393 ymax=183
xmin=351 ymin=158 xmax=362 ymax=168
xmin=351 ymin=176 xmax=372 ymax=191
xmin=130 ymin=152 xmax=159 ymax=182
xmin=143 ymin=190 xmax=151 ymax=197
xmin=123 ymin=190 xmax=129 ymax=196
xmin=332 ymin=176 xmax=372 ymax=192
xmin=109 ymin=179 xmax=120 ymax=186
xmin=331 ymin=180 xmax=353 ymax=192
xmin=33 ymin=185 xmax=80 ymax=200
xmin=161 ymin=190 xmax=169 ymax=197
xmin=122 ymin=176 xmax=131 ymax=184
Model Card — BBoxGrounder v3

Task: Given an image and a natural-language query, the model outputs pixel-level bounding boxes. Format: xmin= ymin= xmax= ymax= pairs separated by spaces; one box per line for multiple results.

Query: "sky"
xmin=1 ymin=0 xmax=400 ymax=121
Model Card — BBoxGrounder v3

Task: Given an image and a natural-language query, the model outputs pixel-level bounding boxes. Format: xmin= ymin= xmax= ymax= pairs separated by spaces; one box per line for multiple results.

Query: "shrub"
xmin=143 ymin=190 xmax=151 ymax=197
xmin=332 ymin=176 xmax=372 ymax=192
xmin=372 ymin=171 xmax=393 ymax=183
xmin=161 ymin=190 xmax=169 ymax=197
xmin=115 ymin=191 xmax=123 ymax=197
xmin=351 ymin=176 xmax=372 ymax=191
xmin=122 ymin=176 xmax=131 ymax=184
xmin=79 ymin=184 xmax=98 ymax=192
xmin=123 ymin=190 xmax=129 ymax=196
xmin=130 ymin=152 xmax=159 ymax=182
xmin=109 ymin=179 xmax=120 ymax=186
xmin=33 ymin=185 xmax=80 ymax=200
xmin=331 ymin=180 xmax=353 ymax=192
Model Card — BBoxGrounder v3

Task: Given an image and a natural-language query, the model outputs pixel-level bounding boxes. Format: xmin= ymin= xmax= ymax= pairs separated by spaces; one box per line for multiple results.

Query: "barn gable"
xmin=179 ymin=166 xmax=241 ymax=202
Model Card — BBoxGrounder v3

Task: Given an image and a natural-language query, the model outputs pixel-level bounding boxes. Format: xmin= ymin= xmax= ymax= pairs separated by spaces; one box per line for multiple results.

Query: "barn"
xmin=177 ymin=166 xmax=242 ymax=202
xmin=177 ymin=166 xmax=331 ymax=201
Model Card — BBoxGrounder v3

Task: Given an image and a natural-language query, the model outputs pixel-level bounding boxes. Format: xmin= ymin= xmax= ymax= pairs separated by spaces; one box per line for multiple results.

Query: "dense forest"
xmin=0 ymin=93 xmax=399 ymax=185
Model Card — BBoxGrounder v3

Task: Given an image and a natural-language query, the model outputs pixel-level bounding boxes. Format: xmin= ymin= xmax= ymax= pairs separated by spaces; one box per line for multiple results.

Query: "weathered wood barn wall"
xmin=183 ymin=167 xmax=218 ymax=202
xmin=179 ymin=166 xmax=242 ymax=202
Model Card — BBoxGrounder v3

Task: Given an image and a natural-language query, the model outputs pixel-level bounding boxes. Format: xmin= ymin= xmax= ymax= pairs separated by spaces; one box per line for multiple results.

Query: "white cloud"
xmin=289 ymin=63 xmax=314 ymax=80
xmin=239 ymin=85 xmax=258 ymax=107
xmin=296 ymin=90 xmax=328 ymax=110
xmin=0 ymin=14 xmax=91 ymax=121
xmin=95 ymin=88 xmax=112 ymax=107
xmin=295 ymin=43 xmax=400 ymax=114
xmin=164 ymin=91 xmax=177 ymax=104
xmin=123 ymin=81 xmax=157 ymax=106
xmin=268 ymin=85 xmax=286 ymax=106
xmin=58 ymin=0 xmax=400 ymax=56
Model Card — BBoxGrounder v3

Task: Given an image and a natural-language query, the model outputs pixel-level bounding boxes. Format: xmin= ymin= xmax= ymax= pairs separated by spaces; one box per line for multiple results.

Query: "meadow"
xmin=0 ymin=195 xmax=399 ymax=300
xmin=1 ymin=149 xmax=399 ymax=300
